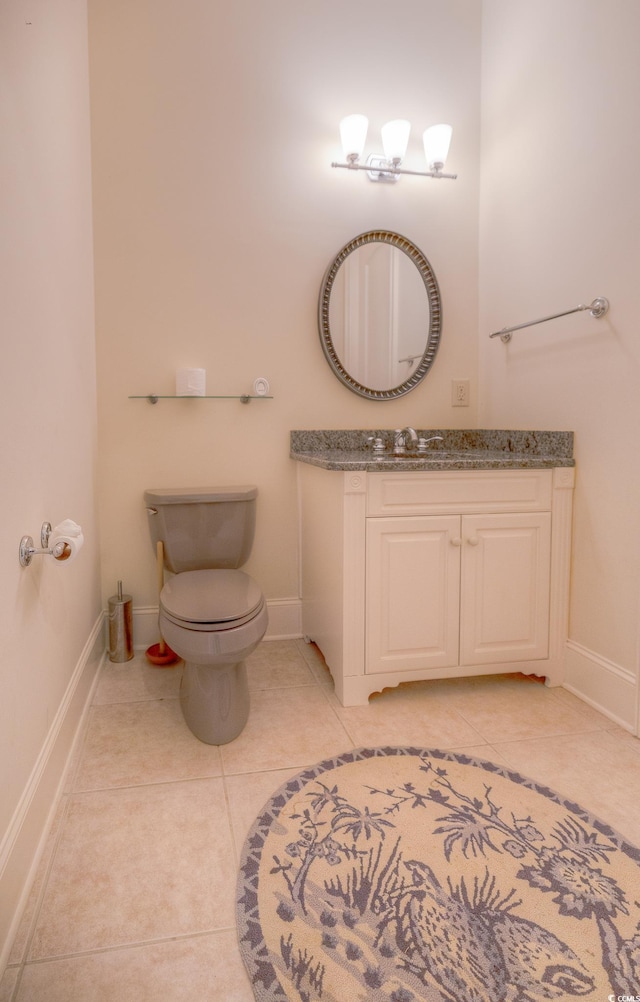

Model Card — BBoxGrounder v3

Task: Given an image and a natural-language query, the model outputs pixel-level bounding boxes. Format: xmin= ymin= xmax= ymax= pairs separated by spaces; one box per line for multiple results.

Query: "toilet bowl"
xmin=159 ymin=569 xmax=268 ymax=745
xmin=144 ymin=486 xmax=268 ymax=745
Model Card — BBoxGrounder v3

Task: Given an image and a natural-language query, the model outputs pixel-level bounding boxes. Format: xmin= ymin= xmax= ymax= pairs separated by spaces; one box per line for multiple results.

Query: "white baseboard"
xmin=261 ymin=598 xmax=303 ymax=640
xmin=131 ymin=598 xmax=303 ymax=650
xmin=564 ymin=639 xmax=637 ymax=733
xmin=0 ymin=617 xmax=104 ymax=974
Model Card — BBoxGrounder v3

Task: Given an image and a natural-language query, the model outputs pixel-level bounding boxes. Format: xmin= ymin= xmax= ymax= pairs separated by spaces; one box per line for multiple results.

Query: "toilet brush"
xmin=145 ymin=540 xmax=179 ymax=666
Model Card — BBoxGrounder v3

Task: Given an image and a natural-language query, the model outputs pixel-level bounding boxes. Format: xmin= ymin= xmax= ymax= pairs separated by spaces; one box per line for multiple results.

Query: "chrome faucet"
xmin=393 ymin=427 xmax=418 ymax=455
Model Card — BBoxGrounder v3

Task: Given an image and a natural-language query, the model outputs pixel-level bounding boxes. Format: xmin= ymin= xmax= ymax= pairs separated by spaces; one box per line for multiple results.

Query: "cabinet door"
xmin=365 ymin=515 xmax=461 ymax=674
xmin=460 ymin=512 xmax=551 ymax=665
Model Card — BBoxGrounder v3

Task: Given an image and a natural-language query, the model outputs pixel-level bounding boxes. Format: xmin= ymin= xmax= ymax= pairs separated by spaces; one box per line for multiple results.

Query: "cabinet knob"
xmin=450 ymin=537 xmax=462 ymax=547
xmin=467 ymin=536 xmax=480 ymax=546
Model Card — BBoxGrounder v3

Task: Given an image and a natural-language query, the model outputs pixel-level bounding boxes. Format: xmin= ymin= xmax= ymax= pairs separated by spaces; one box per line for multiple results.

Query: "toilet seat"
xmin=161 ymin=569 xmax=264 ymax=632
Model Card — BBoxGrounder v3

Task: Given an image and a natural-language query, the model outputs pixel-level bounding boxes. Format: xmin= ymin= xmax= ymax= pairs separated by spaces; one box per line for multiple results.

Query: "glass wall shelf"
xmin=128 ymin=394 xmax=273 ymax=405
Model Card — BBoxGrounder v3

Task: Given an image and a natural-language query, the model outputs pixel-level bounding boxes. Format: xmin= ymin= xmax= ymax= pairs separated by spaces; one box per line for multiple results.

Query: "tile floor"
xmin=2 ymin=639 xmax=640 ymax=1000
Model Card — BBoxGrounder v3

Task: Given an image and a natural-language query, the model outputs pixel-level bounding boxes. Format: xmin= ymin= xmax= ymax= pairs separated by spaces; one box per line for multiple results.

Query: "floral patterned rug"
xmin=236 ymin=747 xmax=640 ymax=1001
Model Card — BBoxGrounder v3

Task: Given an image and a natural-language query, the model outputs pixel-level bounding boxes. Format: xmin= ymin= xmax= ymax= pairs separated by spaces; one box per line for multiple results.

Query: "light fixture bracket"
xmin=366 ymin=154 xmax=401 ymax=183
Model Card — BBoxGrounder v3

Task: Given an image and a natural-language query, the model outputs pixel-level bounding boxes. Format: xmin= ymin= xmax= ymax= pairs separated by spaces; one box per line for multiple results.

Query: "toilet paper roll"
xmin=176 ymin=368 xmax=206 ymax=396
xmin=49 ymin=518 xmax=84 ymax=564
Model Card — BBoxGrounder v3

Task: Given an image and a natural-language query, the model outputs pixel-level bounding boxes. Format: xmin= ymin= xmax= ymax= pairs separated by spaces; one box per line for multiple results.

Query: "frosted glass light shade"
xmin=423 ymin=123 xmax=453 ymax=170
xmin=339 ymin=114 xmax=369 ymax=161
xmin=381 ymin=119 xmax=411 ymax=163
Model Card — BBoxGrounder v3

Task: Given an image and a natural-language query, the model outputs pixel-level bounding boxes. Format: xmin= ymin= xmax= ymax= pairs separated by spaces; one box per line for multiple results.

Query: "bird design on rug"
xmin=391 ymin=860 xmax=595 ymax=1001
xmin=593 ymin=908 xmax=640 ymax=998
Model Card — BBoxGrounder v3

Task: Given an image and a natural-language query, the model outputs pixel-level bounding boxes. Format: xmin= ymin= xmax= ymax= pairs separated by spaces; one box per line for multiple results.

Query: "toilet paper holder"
xmin=19 ymin=522 xmax=72 ymax=566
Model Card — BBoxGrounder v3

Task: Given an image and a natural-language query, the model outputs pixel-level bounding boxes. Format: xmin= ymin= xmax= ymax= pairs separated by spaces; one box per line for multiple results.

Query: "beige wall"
xmin=89 ymin=0 xmax=482 ymax=624
xmin=0 ymin=0 xmax=101 ymax=957
xmin=479 ymin=0 xmax=640 ymax=727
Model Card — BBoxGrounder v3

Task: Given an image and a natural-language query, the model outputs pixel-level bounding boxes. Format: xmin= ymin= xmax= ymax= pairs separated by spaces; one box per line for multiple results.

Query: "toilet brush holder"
xmin=108 ymin=580 xmax=134 ymax=663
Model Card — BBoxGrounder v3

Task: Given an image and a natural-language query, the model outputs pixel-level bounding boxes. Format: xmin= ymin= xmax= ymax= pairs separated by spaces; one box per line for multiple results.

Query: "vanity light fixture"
xmin=332 ymin=114 xmax=457 ymax=182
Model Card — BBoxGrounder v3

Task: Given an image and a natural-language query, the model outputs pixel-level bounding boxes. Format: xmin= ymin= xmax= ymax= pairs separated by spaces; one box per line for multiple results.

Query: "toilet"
xmin=144 ymin=485 xmax=268 ymax=744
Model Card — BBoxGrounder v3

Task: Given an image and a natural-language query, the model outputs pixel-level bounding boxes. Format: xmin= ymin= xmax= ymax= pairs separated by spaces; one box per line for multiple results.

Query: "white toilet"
xmin=144 ymin=485 xmax=268 ymax=744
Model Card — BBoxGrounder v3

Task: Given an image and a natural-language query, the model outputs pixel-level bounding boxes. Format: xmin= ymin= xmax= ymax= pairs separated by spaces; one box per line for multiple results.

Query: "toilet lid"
xmin=161 ymin=569 xmax=263 ymax=625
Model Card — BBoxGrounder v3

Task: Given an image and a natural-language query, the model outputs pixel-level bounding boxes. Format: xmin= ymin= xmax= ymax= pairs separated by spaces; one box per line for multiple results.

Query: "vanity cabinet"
xmin=297 ymin=465 xmax=574 ymax=706
xmin=366 ymin=510 xmax=551 ymax=674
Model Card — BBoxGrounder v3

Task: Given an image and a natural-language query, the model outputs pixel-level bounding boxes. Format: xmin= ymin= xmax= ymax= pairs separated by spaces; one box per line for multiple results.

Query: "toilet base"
xmin=180 ymin=659 xmax=249 ymax=745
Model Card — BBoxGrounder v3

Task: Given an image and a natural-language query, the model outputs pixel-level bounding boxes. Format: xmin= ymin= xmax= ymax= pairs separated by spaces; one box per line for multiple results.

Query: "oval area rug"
xmin=237 ymin=747 xmax=640 ymax=1001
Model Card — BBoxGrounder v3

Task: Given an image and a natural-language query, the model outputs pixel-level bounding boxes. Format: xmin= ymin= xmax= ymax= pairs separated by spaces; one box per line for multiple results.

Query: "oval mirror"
xmin=318 ymin=230 xmax=442 ymax=400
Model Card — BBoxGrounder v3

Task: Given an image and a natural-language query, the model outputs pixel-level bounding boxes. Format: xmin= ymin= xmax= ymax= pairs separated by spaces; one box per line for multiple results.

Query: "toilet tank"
xmin=144 ymin=485 xmax=258 ymax=573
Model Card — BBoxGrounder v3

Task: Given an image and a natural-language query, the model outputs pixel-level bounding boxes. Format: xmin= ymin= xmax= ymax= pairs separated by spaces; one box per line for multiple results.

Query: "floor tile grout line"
xmin=482 ymin=721 xmax=614 ymax=745
xmin=313 ymin=680 xmax=359 ymax=750
xmin=68 ymin=773 xmax=229 ymax=797
xmin=547 ymin=685 xmax=623 ymax=728
xmin=444 ymin=699 xmax=613 ymax=746
xmin=487 ymin=725 xmax=622 ymax=751
xmin=17 ymin=925 xmax=242 ymax=969
xmin=220 ymin=769 xmax=243 ymax=869
xmin=91 ymin=694 xmax=181 ymax=708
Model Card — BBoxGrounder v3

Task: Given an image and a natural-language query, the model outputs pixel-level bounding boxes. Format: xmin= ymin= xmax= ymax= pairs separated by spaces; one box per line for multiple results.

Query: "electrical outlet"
xmin=452 ymin=379 xmax=470 ymax=407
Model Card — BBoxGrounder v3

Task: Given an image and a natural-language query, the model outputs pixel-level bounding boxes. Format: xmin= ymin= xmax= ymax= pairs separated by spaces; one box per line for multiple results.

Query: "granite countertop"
xmin=290 ymin=430 xmax=575 ymax=471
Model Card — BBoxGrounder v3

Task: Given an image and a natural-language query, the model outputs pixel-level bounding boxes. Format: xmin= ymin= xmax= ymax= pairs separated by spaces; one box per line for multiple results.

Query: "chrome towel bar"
xmin=490 ymin=297 xmax=609 ymax=343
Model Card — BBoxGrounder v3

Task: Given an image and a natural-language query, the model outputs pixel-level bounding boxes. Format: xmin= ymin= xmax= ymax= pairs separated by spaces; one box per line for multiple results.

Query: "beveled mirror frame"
xmin=318 ymin=230 xmax=442 ymax=400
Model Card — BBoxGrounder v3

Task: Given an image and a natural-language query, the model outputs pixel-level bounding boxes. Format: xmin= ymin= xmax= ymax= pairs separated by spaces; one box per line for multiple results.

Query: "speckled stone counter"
xmin=290 ymin=429 xmax=574 ymax=471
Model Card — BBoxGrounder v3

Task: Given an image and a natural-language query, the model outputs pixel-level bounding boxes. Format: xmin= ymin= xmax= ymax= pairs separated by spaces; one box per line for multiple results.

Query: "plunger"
xmin=145 ymin=540 xmax=179 ymax=666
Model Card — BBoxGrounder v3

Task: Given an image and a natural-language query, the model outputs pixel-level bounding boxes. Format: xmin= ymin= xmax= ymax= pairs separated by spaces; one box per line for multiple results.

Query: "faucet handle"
xmin=366 ymin=435 xmax=385 ymax=453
